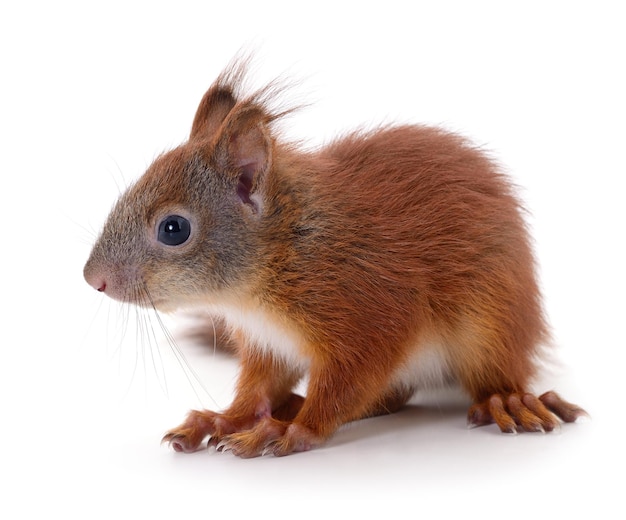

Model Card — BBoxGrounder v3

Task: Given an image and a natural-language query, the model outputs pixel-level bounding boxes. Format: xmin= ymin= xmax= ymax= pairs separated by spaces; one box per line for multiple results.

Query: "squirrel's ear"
xmin=190 ymin=59 xmax=249 ymax=140
xmin=214 ymin=107 xmax=272 ymax=211
xmin=190 ymin=86 xmax=237 ymax=140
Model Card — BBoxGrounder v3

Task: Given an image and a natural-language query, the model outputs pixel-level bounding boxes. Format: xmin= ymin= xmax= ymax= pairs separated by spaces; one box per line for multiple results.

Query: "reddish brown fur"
xmin=84 ymin=58 xmax=586 ymax=457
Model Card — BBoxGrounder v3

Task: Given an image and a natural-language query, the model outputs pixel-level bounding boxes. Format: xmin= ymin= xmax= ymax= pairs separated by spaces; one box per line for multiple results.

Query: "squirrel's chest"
xmin=216 ymin=304 xmax=311 ymax=370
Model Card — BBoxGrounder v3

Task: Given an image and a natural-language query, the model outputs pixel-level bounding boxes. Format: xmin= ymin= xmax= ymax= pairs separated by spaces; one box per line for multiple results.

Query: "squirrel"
xmin=84 ymin=57 xmax=586 ymax=457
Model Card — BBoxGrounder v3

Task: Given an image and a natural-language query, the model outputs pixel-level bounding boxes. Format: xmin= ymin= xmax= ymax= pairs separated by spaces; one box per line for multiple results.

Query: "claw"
xmin=574 ymin=413 xmax=591 ymax=424
xmin=161 ymin=433 xmax=194 ymax=453
xmin=261 ymin=445 xmax=275 ymax=457
xmin=215 ymin=439 xmax=230 ymax=453
xmin=502 ymin=424 xmax=518 ymax=435
xmin=467 ymin=402 xmax=492 ymax=428
xmin=170 ymin=440 xmax=185 ymax=452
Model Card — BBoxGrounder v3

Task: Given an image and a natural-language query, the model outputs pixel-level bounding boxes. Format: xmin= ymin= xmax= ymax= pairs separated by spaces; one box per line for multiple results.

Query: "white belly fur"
xmin=215 ymin=304 xmax=310 ymax=371
xmin=214 ymin=304 xmax=453 ymax=391
xmin=389 ymin=342 xmax=454 ymax=391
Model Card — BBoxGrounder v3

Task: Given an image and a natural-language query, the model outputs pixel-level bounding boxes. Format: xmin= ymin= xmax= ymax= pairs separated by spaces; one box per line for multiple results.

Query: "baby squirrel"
xmin=84 ymin=58 xmax=586 ymax=457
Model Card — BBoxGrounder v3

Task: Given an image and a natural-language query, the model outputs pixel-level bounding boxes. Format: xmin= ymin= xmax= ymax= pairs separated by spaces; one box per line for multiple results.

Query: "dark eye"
xmin=157 ymin=215 xmax=191 ymax=246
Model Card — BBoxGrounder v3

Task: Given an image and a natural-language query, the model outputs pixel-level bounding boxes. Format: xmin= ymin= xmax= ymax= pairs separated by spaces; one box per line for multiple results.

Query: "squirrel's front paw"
xmin=218 ymin=419 xmax=324 ymax=458
xmin=162 ymin=409 xmax=240 ymax=453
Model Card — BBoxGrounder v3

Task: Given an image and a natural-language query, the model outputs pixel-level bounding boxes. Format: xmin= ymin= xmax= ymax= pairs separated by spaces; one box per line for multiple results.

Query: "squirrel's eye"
xmin=157 ymin=215 xmax=191 ymax=246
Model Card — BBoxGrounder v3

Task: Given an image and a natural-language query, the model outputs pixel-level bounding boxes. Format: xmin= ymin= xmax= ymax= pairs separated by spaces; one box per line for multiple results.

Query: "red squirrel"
xmin=83 ymin=58 xmax=586 ymax=457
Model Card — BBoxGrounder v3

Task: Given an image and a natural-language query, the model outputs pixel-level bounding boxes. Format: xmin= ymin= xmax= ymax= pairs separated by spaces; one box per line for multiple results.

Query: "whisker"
xmin=81 ymin=290 xmax=107 ymax=349
xmin=65 ymin=210 xmax=102 ymax=248
xmin=210 ymin=314 xmax=218 ymax=357
xmin=104 ymin=152 xmax=129 ymax=196
xmin=87 ymin=276 xmax=220 ymax=408
xmin=155 ymin=309 xmax=219 ymax=409
xmin=118 ymin=292 xmax=140 ymax=400
xmin=135 ymin=289 xmax=149 ymax=398
xmin=141 ymin=282 xmax=219 ymax=409
xmin=140 ymin=287 xmax=170 ymax=398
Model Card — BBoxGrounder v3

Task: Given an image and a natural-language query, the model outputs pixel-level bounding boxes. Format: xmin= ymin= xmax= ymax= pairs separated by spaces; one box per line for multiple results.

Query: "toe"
xmin=539 ymin=391 xmax=588 ymax=423
xmin=467 ymin=402 xmax=493 ymax=428
xmin=488 ymin=394 xmax=518 ymax=433
xmin=505 ymin=394 xmax=545 ymax=433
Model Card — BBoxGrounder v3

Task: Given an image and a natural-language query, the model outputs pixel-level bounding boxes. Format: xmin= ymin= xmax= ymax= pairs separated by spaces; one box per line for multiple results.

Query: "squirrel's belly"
xmin=389 ymin=341 xmax=455 ymax=391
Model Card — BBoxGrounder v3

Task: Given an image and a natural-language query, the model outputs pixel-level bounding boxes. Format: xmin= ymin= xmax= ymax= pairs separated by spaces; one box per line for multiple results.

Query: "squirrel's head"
xmin=84 ymin=58 xmax=289 ymax=311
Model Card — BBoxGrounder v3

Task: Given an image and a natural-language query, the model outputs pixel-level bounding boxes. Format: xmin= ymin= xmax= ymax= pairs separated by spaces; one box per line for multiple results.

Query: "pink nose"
xmin=84 ymin=270 xmax=107 ymax=293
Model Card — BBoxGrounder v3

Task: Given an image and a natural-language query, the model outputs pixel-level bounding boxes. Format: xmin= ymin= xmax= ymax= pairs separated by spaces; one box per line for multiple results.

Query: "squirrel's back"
xmin=250 ymin=124 xmax=547 ymax=400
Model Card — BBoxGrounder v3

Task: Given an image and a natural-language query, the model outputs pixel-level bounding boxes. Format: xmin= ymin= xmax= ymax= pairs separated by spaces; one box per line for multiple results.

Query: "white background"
xmin=1 ymin=1 xmax=624 ymax=517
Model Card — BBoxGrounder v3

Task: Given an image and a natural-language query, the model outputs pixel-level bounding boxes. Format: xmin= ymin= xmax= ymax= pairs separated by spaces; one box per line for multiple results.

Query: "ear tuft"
xmin=190 ymin=57 xmax=251 ymax=140
xmin=196 ymin=53 xmax=303 ymax=211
